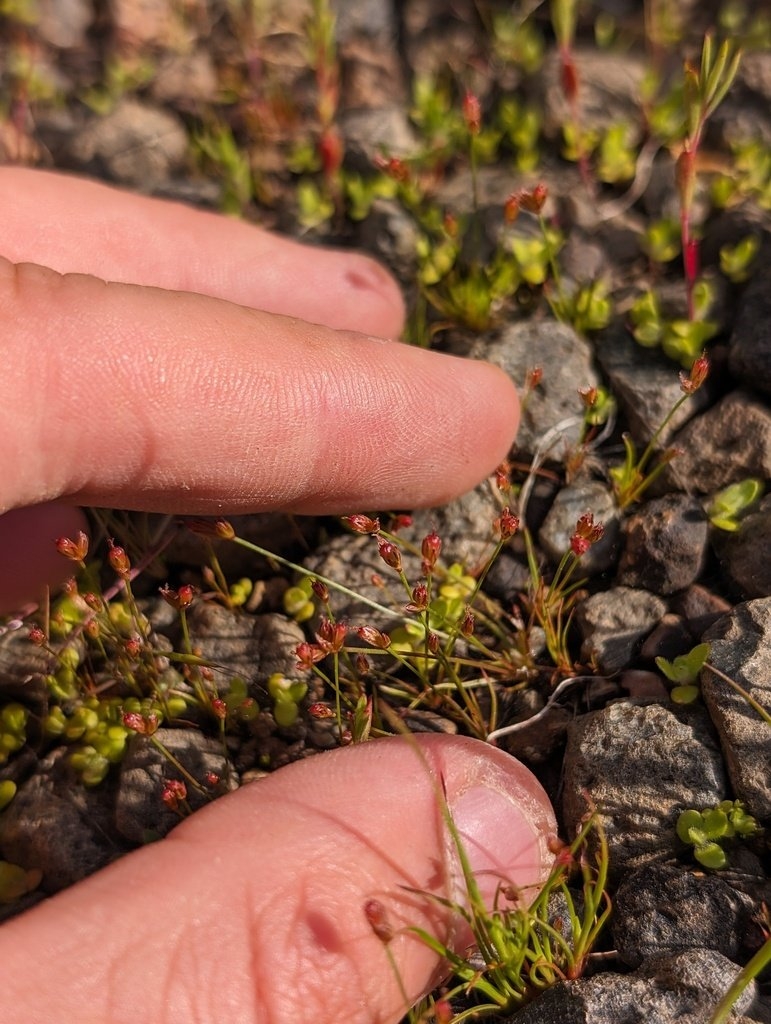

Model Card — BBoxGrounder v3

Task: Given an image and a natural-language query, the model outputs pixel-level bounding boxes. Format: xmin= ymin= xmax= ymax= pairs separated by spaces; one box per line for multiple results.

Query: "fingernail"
xmin=448 ymin=784 xmax=551 ymax=907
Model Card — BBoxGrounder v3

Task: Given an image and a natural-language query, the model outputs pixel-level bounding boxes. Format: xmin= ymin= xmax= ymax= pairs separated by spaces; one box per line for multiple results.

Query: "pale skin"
xmin=0 ymin=169 xmax=556 ymax=1023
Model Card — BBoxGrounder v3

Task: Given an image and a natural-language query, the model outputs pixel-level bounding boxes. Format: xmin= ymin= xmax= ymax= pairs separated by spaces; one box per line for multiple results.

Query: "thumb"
xmin=0 ymin=735 xmax=556 ymax=1024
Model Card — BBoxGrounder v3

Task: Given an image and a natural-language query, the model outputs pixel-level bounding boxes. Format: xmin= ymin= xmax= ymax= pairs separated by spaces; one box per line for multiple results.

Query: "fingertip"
xmin=0 ymin=503 xmax=88 ymax=615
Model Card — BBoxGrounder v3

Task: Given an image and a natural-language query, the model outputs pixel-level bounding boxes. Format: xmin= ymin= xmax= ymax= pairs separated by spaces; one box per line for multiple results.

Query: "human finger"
xmin=0 ymin=734 xmax=556 ymax=1024
xmin=0 ymin=167 xmax=405 ymax=338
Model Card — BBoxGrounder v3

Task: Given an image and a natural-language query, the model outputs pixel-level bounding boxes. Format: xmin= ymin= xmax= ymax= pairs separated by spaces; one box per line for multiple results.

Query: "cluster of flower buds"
xmin=504 ymin=183 xmax=549 ymax=223
xmin=159 ymin=583 xmax=197 ymax=610
xmin=679 ymin=352 xmax=710 ymax=395
xmin=494 ymin=507 xmax=520 ymax=540
xmin=161 ymin=779 xmax=187 ymax=812
xmin=570 ymin=512 xmax=605 ymax=557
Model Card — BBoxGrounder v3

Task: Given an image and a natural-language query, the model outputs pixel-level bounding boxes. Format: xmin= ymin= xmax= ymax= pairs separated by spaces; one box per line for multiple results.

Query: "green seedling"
xmin=707 ymin=478 xmax=764 ymax=531
xmin=610 ymin=352 xmax=709 ymax=506
xmin=677 ymin=799 xmax=760 ymax=870
xmin=712 ymin=136 xmax=771 ymax=210
xmin=596 ymin=122 xmax=638 ymax=184
xmin=491 ymin=8 xmax=545 ymax=74
xmin=0 ymin=779 xmax=16 ymax=811
xmin=0 ymin=860 xmax=42 ymax=904
xmin=673 ymin=34 xmax=742 ymax=318
xmin=283 ymin=576 xmax=317 ymax=624
xmin=656 ymin=641 xmax=711 ymax=704
xmin=0 ymin=702 xmax=28 ymax=766
xmin=629 ymin=280 xmax=718 ymax=366
xmin=719 ymin=234 xmax=760 ymax=283
xmin=400 ymin=807 xmax=610 ymax=1019
xmin=496 ymin=95 xmax=541 ymax=171
xmin=643 ymin=217 xmax=681 ymax=265
xmin=267 ymin=672 xmax=308 ymax=728
xmin=193 ymin=123 xmax=255 ymax=216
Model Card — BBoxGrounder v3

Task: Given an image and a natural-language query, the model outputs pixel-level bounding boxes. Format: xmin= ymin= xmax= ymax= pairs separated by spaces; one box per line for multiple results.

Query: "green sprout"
xmin=707 ymin=478 xmax=764 ymax=531
xmin=267 ymin=672 xmax=308 ymax=729
xmin=677 ymin=800 xmax=760 ymax=870
xmin=656 ymin=641 xmax=711 ymax=704
xmin=719 ymin=235 xmax=760 ymax=283
xmin=0 ymin=703 xmax=28 ymax=766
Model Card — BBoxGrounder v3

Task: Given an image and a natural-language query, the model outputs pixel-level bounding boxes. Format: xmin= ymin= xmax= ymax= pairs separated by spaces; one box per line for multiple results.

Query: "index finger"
xmin=0 ymin=168 xmax=405 ymax=339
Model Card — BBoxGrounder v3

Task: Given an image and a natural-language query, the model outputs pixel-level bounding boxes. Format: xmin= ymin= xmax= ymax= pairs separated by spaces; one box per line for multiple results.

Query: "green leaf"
xmin=694 ymin=841 xmax=727 ymax=870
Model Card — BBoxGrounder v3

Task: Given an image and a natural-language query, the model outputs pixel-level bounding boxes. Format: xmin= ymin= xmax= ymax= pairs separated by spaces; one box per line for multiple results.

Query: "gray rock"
xmin=115 ymin=728 xmax=236 ymax=843
xmin=150 ymin=51 xmax=219 ymax=105
xmin=576 ymin=586 xmax=666 ymax=673
xmin=595 ymin=326 xmax=707 ymax=446
xmin=616 ymin=494 xmax=709 ymax=595
xmin=502 ymin=949 xmax=758 ymax=1023
xmin=407 ymin=482 xmax=509 ymax=572
xmin=729 ymin=250 xmax=771 ymax=398
xmin=671 ymin=390 xmax=771 ymax=494
xmin=36 ymin=0 xmax=92 ymax=48
xmin=538 ymin=481 xmax=621 ymax=577
xmin=184 ymin=605 xmax=305 ymax=699
xmin=0 ymin=748 xmax=122 ymax=893
xmin=673 ymin=584 xmax=733 ymax=641
xmin=613 ymin=863 xmax=750 ymax=968
xmin=702 ymin=598 xmax=771 ymax=819
xmin=563 ymin=702 xmax=727 ymax=880
xmin=470 ymin=320 xmax=599 ymax=455
xmin=68 ymin=100 xmax=188 ymax=187
xmin=341 ymin=106 xmax=418 ymax=167
xmin=714 ymin=495 xmax=771 ymax=599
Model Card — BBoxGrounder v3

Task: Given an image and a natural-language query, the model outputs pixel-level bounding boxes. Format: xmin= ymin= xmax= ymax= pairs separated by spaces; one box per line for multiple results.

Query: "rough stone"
xmin=36 ymin=0 xmax=92 ymax=48
xmin=150 ymin=51 xmax=219 ymax=105
xmin=184 ymin=605 xmax=305 ymax=700
xmin=470 ymin=320 xmax=599 ymax=455
xmin=729 ymin=249 xmax=771 ymax=398
xmin=594 ymin=326 xmax=708 ymax=445
xmin=501 ymin=949 xmax=758 ymax=1023
xmin=563 ymin=702 xmax=727 ymax=880
xmin=115 ymin=728 xmax=236 ymax=844
xmin=68 ymin=100 xmax=188 ymax=187
xmin=538 ymin=481 xmax=622 ymax=577
xmin=0 ymin=748 xmax=123 ymax=894
xmin=671 ymin=390 xmax=771 ymax=494
xmin=576 ymin=586 xmax=666 ymax=674
xmin=713 ymin=495 xmax=771 ymax=599
xmin=616 ymin=494 xmax=709 ymax=595
xmin=702 ymin=598 xmax=771 ymax=820
xmin=612 ymin=863 xmax=750 ymax=968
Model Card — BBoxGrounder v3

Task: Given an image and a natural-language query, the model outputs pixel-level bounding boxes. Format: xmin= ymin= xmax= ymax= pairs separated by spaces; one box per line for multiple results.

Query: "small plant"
xmin=677 ymin=799 xmax=760 ymax=870
xmin=656 ymin=641 xmax=711 ymax=704
xmin=673 ymin=34 xmax=742 ymax=318
xmin=707 ymin=478 xmax=764 ymax=531
xmin=385 ymin=805 xmax=610 ymax=1021
xmin=610 ymin=351 xmax=709 ymax=507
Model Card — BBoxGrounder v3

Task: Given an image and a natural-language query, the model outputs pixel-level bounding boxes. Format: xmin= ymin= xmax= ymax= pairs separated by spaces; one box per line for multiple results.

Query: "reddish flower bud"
xmin=159 ymin=584 xmax=196 ymax=610
xmin=308 ymin=702 xmax=335 ymax=719
xmin=122 ymin=711 xmax=159 ymax=735
xmin=316 ymin=618 xmax=347 ymax=653
xmin=504 ymin=193 xmax=520 ymax=224
xmin=83 ymin=592 xmax=103 ymax=611
xmin=310 ymin=578 xmax=329 ymax=602
xmin=107 ymin=540 xmax=130 ymax=578
xmin=161 ymin=779 xmax=187 ymax=811
xmin=375 ymin=155 xmax=410 ymax=183
xmin=495 ymin=507 xmax=520 ymax=539
xmin=211 ymin=697 xmax=227 ymax=720
xmin=205 ymin=772 xmax=220 ymax=787
xmin=84 ymin=617 xmax=100 ymax=640
xmin=427 ymin=631 xmax=440 ymax=654
xmin=570 ymin=512 xmax=604 ymax=556
xmin=124 ymin=635 xmax=142 ymax=659
xmin=461 ymin=607 xmax=475 ymax=637
xmin=28 ymin=625 xmax=46 ymax=646
xmin=421 ymin=530 xmax=442 ymax=571
xmin=525 ymin=366 xmax=543 ymax=392
xmin=377 ymin=538 xmax=402 ymax=572
xmin=342 ymin=514 xmax=380 ymax=534
xmin=389 ymin=513 xmax=413 ymax=532
xmin=363 ymin=898 xmax=394 ymax=943
xmin=356 ymin=625 xmax=391 ymax=649
xmin=295 ymin=642 xmax=318 ymax=669
xmin=55 ymin=531 xmax=89 ymax=562
xmin=462 ymin=91 xmax=481 ymax=134
xmin=355 ymin=654 xmax=371 ymax=676
xmin=679 ymin=352 xmax=710 ymax=395
xmin=407 ymin=581 xmax=428 ymax=612
xmin=435 ymin=999 xmax=454 ymax=1024
xmin=578 ymin=385 xmax=598 ymax=407
xmin=519 ymin=184 xmax=548 ymax=214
